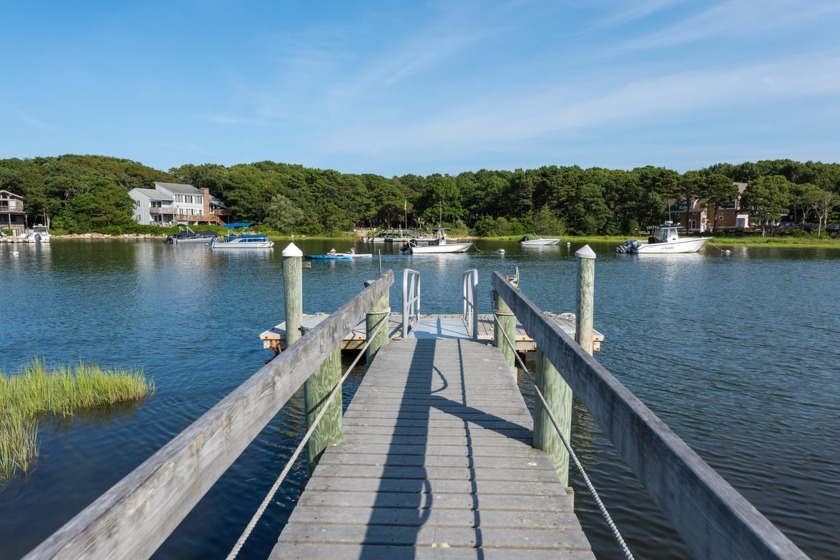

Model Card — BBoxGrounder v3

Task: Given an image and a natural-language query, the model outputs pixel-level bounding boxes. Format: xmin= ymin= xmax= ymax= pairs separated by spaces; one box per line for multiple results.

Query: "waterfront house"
xmin=673 ymin=182 xmax=751 ymax=233
xmin=129 ymin=182 xmax=230 ymax=226
xmin=0 ymin=190 xmax=27 ymax=233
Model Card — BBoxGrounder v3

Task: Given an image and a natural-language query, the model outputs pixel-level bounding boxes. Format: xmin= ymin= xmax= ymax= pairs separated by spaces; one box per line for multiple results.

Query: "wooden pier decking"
xmin=270 ymin=338 xmax=596 ymax=559
xmin=261 ymin=313 xmax=603 ymax=355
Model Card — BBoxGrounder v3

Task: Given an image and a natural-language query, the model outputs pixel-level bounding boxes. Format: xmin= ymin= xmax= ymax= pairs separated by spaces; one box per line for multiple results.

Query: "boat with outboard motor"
xmin=401 ymin=229 xmax=472 ymax=254
xmin=163 ymin=226 xmax=217 ymax=245
xmin=18 ymin=225 xmax=51 ymax=243
xmin=519 ymin=235 xmax=560 ymax=246
xmin=305 ymin=248 xmax=373 ymax=260
xmin=617 ymin=222 xmax=710 ymax=254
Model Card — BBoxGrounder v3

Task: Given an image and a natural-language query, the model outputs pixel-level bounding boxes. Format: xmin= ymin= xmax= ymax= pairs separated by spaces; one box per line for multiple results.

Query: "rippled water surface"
xmin=0 ymin=239 xmax=837 ymax=559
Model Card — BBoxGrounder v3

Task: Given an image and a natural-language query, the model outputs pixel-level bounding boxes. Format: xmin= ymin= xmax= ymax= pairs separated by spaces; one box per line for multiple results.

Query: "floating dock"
xmin=260 ymin=313 xmax=603 ymax=355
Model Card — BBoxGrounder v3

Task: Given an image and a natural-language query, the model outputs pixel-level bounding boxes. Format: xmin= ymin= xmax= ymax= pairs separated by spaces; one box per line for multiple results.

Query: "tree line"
xmin=1 ymin=155 xmax=838 ymax=236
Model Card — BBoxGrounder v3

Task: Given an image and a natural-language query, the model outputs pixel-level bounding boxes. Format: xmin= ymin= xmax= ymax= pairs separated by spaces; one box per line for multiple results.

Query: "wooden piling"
xmin=575 ymin=245 xmax=596 ymax=356
xmin=493 ymin=288 xmax=516 ymax=371
xmin=365 ymin=280 xmax=390 ymax=365
xmin=282 ymin=243 xmax=303 ymax=348
xmin=305 ymin=346 xmax=343 ymax=472
xmin=534 ymin=349 xmax=573 ymax=486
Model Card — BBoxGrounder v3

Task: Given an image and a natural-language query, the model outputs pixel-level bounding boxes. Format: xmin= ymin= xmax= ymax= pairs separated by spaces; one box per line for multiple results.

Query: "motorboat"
xmin=305 ymin=249 xmax=373 ymax=260
xmin=163 ymin=226 xmax=217 ymax=245
xmin=18 ymin=225 xmax=51 ymax=243
xmin=402 ymin=229 xmax=472 ymax=254
xmin=617 ymin=222 xmax=710 ymax=254
xmin=211 ymin=234 xmax=273 ymax=249
xmin=519 ymin=235 xmax=560 ymax=246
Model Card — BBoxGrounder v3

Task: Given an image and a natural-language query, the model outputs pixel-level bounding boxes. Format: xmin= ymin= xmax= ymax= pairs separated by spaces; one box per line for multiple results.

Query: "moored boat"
xmin=163 ymin=226 xmax=217 ymax=245
xmin=402 ymin=229 xmax=472 ymax=254
xmin=519 ymin=235 xmax=560 ymax=246
xmin=305 ymin=249 xmax=373 ymax=260
xmin=617 ymin=222 xmax=710 ymax=254
xmin=18 ymin=225 xmax=51 ymax=243
xmin=211 ymin=234 xmax=273 ymax=249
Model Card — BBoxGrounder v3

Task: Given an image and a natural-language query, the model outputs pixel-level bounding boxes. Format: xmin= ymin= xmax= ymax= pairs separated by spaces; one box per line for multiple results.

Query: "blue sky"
xmin=2 ymin=0 xmax=839 ymax=177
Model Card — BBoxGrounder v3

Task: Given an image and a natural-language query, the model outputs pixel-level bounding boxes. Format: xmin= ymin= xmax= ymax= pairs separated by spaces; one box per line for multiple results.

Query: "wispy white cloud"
xmin=15 ymin=109 xmax=56 ymax=131
xmin=614 ymin=0 xmax=840 ymax=51
xmin=321 ymin=47 xmax=840 ymax=157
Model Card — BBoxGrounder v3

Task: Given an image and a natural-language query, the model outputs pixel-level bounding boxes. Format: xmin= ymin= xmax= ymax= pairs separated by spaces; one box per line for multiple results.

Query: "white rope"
xmin=226 ymin=314 xmax=390 ymax=559
xmin=494 ymin=312 xmax=635 ymax=560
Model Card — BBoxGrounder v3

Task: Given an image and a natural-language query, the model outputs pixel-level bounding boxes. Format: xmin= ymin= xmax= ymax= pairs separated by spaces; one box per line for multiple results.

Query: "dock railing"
xmin=462 ymin=268 xmax=479 ymax=340
xmin=25 ymin=271 xmax=394 ymax=560
xmin=492 ymin=269 xmax=808 ymax=560
xmin=402 ymin=268 xmax=420 ymax=338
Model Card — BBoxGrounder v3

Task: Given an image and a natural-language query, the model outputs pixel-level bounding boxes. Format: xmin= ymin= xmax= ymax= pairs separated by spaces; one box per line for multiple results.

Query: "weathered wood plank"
xmin=270 ymin=543 xmax=596 ymax=560
xmin=287 ymin=505 xmax=581 ymax=528
xmin=295 ymin=492 xmax=573 ymax=513
xmin=276 ymin=523 xmax=593 ymax=551
xmin=302 ymin=476 xmax=571 ymax=500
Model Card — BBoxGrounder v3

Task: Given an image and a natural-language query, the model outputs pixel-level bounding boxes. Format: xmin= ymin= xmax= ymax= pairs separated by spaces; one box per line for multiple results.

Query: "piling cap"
xmin=575 ymin=244 xmax=597 ymax=259
xmin=282 ymin=242 xmax=303 ymax=257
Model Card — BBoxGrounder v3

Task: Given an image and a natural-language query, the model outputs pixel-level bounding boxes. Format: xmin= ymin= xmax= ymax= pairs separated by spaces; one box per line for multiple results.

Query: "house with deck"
xmin=0 ymin=190 xmax=27 ymax=233
xmin=674 ymin=182 xmax=751 ymax=233
xmin=129 ymin=182 xmax=230 ymax=226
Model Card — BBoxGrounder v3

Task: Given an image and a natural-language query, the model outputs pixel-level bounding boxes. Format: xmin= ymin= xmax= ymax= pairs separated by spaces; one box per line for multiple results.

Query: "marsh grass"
xmin=0 ymin=359 xmax=153 ymax=486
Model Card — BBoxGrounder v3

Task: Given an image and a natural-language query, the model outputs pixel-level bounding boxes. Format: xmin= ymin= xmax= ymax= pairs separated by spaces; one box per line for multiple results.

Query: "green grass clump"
xmin=0 ymin=359 xmax=153 ymax=486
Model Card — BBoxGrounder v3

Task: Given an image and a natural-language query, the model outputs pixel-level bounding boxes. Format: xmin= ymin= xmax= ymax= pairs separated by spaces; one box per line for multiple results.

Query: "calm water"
xmin=0 ymin=239 xmax=837 ymax=559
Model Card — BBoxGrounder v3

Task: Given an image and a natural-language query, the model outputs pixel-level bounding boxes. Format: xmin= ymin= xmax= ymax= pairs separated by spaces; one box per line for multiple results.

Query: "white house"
xmin=129 ymin=182 xmax=229 ymax=226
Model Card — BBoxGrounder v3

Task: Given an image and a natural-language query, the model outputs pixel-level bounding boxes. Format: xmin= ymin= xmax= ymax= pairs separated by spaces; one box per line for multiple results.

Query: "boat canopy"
xmin=226 ymin=222 xmax=252 ymax=229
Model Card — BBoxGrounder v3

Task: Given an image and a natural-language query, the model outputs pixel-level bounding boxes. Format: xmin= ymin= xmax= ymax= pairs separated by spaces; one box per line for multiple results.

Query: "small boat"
xmin=305 ymin=250 xmax=373 ymax=260
xmin=163 ymin=226 xmax=217 ymax=245
xmin=617 ymin=222 xmax=710 ymax=254
xmin=519 ymin=235 xmax=560 ymax=246
xmin=18 ymin=225 xmax=51 ymax=243
xmin=402 ymin=229 xmax=472 ymax=254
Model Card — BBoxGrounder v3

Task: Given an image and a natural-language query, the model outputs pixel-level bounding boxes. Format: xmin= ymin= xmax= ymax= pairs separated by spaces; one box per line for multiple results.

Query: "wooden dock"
xmin=260 ymin=313 xmax=603 ymax=355
xmin=270 ymin=338 xmax=596 ymax=559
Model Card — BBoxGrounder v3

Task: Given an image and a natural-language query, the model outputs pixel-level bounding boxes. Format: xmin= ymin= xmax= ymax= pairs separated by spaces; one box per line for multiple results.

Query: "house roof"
xmin=154 ymin=181 xmax=201 ymax=195
xmin=133 ymin=188 xmax=172 ymax=201
xmin=0 ymin=190 xmax=24 ymax=200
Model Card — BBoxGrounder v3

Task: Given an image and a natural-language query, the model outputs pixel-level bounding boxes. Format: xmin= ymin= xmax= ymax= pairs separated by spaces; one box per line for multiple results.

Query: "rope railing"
xmin=226 ymin=314 xmax=391 ymax=559
xmin=493 ymin=312 xmax=635 ymax=560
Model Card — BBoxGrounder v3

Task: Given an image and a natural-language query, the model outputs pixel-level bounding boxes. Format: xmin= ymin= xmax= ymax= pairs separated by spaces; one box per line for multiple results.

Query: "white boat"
xmin=18 ymin=225 xmax=51 ymax=243
xmin=305 ymin=250 xmax=373 ymax=260
xmin=210 ymin=233 xmax=273 ymax=250
xmin=404 ymin=229 xmax=472 ymax=254
xmin=617 ymin=222 xmax=710 ymax=254
xmin=519 ymin=235 xmax=560 ymax=246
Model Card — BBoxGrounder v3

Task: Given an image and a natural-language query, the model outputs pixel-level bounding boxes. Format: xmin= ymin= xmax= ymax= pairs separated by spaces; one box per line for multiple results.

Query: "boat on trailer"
xmin=617 ymin=222 xmax=710 ymax=254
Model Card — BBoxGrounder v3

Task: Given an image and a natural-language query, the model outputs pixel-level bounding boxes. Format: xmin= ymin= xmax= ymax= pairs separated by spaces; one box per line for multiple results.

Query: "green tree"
xmin=800 ymin=184 xmax=839 ymax=237
xmin=741 ymin=175 xmax=792 ymax=236
xmin=702 ymin=174 xmax=739 ymax=233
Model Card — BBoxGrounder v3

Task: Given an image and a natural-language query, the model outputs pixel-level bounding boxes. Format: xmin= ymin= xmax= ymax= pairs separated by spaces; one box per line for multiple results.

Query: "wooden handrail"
xmin=25 ymin=271 xmax=394 ymax=560
xmin=492 ymin=271 xmax=807 ymax=560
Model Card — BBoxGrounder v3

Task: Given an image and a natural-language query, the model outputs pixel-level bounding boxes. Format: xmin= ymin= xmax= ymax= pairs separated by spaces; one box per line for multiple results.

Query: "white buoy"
xmin=499 ymin=248 xmax=505 ymax=255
